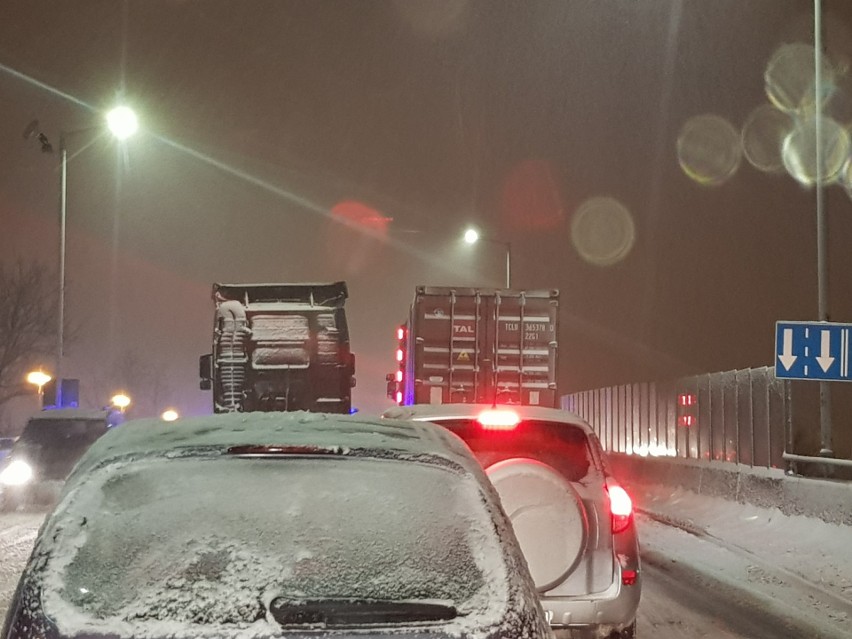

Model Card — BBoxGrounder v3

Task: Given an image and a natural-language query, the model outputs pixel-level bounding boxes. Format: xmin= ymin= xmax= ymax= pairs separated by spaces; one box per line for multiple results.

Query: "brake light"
xmin=607 ymin=480 xmax=633 ymax=533
xmin=396 ymin=348 xmax=404 ymax=362
xmin=621 ymin=569 xmax=638 ymax=586
xmin=477 ymin=409 xmax=520 ymax=430
xmin=395 ymin=391 xmax=403 ymax=404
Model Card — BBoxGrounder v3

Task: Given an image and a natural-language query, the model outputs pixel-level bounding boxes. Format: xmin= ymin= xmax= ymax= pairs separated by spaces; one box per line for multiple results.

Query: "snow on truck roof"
xmin=69 ymin=411 xmax=479 ymax=480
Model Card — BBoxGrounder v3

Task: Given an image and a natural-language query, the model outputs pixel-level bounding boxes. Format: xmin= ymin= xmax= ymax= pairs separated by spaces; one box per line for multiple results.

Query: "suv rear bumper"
xmin=541 ymin=574 xmax=641 ymax=630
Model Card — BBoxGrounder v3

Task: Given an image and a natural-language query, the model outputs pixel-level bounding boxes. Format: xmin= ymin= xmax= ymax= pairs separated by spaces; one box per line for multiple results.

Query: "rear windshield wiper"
xmin=270 ymin=597 xmax=457 ymax=627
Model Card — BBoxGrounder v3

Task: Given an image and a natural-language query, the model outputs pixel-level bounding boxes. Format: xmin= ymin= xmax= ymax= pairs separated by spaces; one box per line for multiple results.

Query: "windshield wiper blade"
xmin=269 ymin=598 xmax=457 ymax=627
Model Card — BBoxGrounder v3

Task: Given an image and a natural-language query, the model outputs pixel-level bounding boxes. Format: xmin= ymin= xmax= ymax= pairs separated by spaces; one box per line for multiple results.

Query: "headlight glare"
xmin=0 ymin=460 xmax=34 ymax=486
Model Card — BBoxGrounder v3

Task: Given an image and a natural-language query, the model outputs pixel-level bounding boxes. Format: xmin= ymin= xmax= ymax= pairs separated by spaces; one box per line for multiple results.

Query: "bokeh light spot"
xmin=392 ymin=0 xmax=471 ymax=38
xmin=741 ymin=104 xmax=794 ymax=173
xmin=764 ymin=42 xmax=835 ymax=114
xmin=782 ymin=116 xmax=850 ymax=186
xmin=500 ymin=159 xmax=565 ymax=233
xmin=842 ymin=157 xmax=852 ymax=198
xmin=677 ymin=114 xmax=742 ymax=186
xmin=571 ymin=196 xmax=635 ymax=267
xmin=331 ymin=200 xmax=392 ymax=234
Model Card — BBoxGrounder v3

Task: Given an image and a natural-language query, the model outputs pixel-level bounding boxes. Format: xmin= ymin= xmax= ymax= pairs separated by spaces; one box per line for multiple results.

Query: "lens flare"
xmin=782 ymin=115 xmax=850 ymax=186
xmin=765 ymin=42 xmax=835 ymax=114
xmin=677 ymin=114 xmax=742 ymax=186
xmin=741 ymin=104 xmax=794 ymax=173
xmin=571 ymin=196 xmax=635 ymax=267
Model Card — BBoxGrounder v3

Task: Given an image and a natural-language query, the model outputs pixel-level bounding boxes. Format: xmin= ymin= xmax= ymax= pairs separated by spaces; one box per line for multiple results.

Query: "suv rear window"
xmin=429 ymin=419 xmax=594 ymax=481
xmin=19 ymin=419 xmax=108 ymax=447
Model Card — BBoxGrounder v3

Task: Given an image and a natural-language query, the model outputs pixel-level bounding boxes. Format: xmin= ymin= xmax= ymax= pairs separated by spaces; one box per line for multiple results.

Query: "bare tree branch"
xmin=0 ymin=260 xmax=59 ymax=408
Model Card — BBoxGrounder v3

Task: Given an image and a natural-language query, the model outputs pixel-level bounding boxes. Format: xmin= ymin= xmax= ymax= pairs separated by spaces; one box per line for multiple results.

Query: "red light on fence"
xmin=678 ymin=414 xmax=696 ymax=427
xmin=678 ymin=393 xmax=697 ymax=407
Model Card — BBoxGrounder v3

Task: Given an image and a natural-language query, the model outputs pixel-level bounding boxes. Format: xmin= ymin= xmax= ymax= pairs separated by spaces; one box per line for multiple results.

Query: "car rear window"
xmin=429 ymin=419 xmax=595 ymax=482
xmin=19 ymin=419 xmax=107 ymax=447
xmin=42 ymin=455 xmax=508 ymax=634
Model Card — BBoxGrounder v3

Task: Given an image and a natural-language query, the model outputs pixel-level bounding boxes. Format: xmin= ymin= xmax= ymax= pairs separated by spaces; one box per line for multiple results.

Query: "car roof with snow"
xmin=383 ymin=403 xmax=596 ymax=433
xmin=27 ymin=408 xmax=115 ymax=421
xmin=68 ymin=411 xmax=480 ymax=481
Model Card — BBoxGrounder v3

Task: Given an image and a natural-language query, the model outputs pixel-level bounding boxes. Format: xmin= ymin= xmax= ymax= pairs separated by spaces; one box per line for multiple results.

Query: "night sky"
xmin=2 ymin=0 xmax=852 ymax=423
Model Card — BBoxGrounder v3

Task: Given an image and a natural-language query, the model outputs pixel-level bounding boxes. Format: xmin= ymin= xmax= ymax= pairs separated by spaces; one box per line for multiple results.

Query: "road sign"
xmin=775 ymin=321 xmax=852 ymax=381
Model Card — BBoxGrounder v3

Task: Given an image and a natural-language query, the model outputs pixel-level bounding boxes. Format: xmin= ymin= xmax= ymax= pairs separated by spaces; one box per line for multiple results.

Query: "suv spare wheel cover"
xmin=486 ymin=457 xmax=588 ymax=592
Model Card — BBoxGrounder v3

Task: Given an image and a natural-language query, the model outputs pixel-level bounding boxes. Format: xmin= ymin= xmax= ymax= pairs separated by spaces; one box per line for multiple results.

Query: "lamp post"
xmin=27 ymin=107 xmax=139 ymax=376
xmin=26 ymin=370 xmax=52 ymax=407
xmin=463 ymin=227 xmax=512 ymax=288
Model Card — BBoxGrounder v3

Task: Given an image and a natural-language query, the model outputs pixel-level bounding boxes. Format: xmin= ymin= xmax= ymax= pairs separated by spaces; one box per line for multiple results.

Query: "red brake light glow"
xmin=396 ymin=348 xmax=404 ymax=362
xmin=607 ymin=480 xmax=633 ymax=533
xmin=395 ymin=370 xmax=403 ymax=383
xmin=397 ymin=326 xmax=405 ymax=341
xmin=395 ymin=390 xmax=403 ymax=404
xmin=477 ymin=409 xmax=520 ymax=430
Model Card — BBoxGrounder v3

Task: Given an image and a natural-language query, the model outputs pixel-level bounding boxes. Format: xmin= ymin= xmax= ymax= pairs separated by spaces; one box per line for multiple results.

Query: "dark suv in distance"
xmin=0 ymin=408 xmax=123 ymax=511
xmin=384 ymin=403 xmax=641 ymax=639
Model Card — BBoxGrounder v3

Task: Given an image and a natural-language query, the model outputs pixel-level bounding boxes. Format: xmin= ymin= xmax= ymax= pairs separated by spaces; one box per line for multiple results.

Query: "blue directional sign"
xmin=775 ymin=321 xmax=852 ymax=382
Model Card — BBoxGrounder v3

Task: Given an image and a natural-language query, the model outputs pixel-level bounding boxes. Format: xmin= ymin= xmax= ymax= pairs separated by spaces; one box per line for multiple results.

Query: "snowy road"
xmin=636 ymin=515 xmax=850 ymax=638
xmin=1 ymin=509 xmax=850 ymax=637
xmin=0 ymin=511 xmax=43 ymax=618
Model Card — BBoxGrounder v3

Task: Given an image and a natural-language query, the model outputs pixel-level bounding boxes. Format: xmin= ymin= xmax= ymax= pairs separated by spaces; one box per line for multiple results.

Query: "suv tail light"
xmin=606 ymin=479 xmax=633 ymax=534
xmin=476 ymin=409 xmax=520 ymax=430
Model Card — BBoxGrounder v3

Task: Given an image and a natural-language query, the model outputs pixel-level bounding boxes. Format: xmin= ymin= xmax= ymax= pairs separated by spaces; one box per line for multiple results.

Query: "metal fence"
xmin=561 ymin=367 xmax=791 ymax=469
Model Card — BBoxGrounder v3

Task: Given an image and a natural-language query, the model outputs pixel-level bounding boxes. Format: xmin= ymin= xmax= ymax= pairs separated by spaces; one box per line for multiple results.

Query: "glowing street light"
xmin=161 ymin=409 xmax=179 ymax=422
xmin=462 ymin=226 xmax=512 ymax=288
xmin=106 ymin=106 xmax=139 ymax=140
xmin=111 ymin=393 xmax=131 ymax=411
xmin=26 ymin=370 xmax=52 ymax=406
xmin=25 ymin=106 xmax=139 ymax=375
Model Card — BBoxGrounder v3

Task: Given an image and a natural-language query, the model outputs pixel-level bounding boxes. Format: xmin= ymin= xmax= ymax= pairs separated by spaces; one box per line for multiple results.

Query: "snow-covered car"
xmin=0 ymin=436 xmax=15 ymax=463
xmin=0 ymin=408 xmax=123 ymax=511
xmin=1 ymin=411 xmax=554 ymax=639
xmin=382 ymin=404 xmax=641 ymax=639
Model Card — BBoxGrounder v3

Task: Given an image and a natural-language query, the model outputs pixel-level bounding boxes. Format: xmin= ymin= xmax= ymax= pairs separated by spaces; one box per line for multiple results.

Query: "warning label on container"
xmin=457 ymin=351 xmax=470 ymax=362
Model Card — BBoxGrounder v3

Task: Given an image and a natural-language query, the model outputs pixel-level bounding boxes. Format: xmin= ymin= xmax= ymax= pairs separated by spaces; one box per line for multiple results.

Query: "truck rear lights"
xmin=477 ymin=409 xmax=520 ymax=430
xmin=395 ymin=391 xmax=403 ymax=404
xmin=606 ymin=480 xmax=633 ymax=533
xmin=395 ymin=370 xmax=403 ymax=383
xmin=621 ymin=569 xmax=638 ymax=586
xmin=396 ymin=348 xmax=404 ymax=363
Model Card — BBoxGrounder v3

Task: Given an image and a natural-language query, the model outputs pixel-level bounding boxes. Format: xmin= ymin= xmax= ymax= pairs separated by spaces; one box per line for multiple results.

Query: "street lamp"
xmin=26 ymin=106 xmax=139 ymax=376
xmin=463 ymin=226 xmax=512 ymax=288
xmin=111 ymin=393 xmax=131 ymax=412
xmin=26 ymin=370 xmax=52 ymax=406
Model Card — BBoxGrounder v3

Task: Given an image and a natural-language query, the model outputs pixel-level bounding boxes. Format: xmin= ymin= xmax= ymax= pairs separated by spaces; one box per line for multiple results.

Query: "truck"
xmin=199 ymin=282 xmax=356 ymax=414
xmin=388 ymin=286 xmax=559 ymax=407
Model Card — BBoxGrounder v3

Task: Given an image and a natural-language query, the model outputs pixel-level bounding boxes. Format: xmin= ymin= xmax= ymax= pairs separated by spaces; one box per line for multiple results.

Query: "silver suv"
xmin=383 ymin=403 xmax=640 ymax=639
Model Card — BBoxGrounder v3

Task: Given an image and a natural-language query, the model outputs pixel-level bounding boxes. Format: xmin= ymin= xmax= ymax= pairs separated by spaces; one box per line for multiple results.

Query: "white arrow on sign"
xmin=778 ymin=329 xmax=797 ymax=371
xmin=816 ymin=330 xmax=835 ymax=372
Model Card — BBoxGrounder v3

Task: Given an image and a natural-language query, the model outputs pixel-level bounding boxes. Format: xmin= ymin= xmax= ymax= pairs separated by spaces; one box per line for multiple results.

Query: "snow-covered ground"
xmin=634 ymin=482 xmax=852 ymax=637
